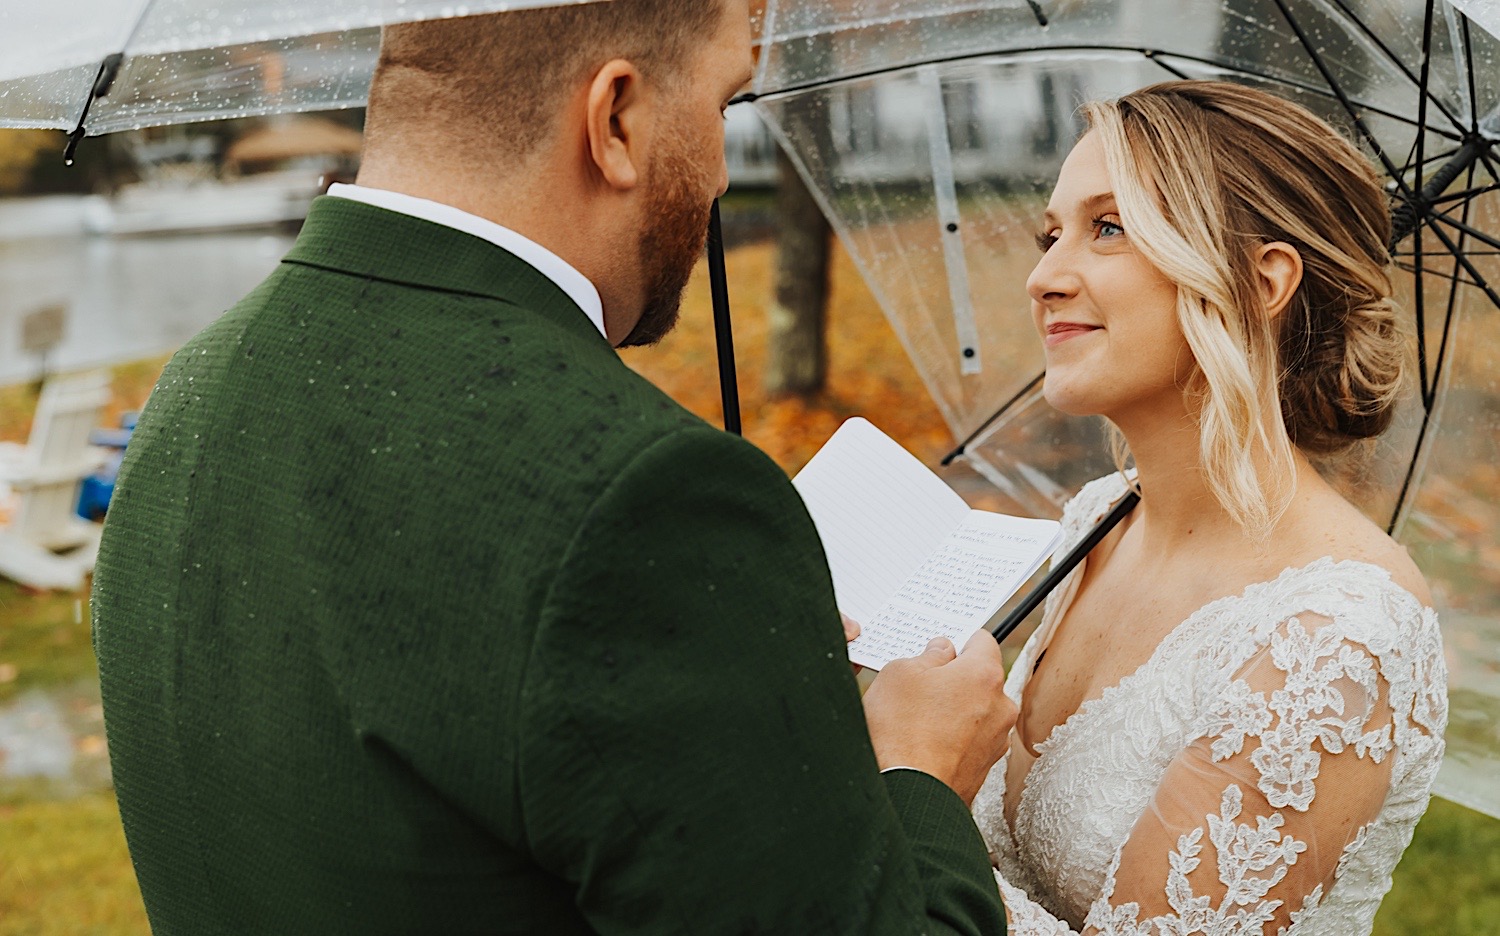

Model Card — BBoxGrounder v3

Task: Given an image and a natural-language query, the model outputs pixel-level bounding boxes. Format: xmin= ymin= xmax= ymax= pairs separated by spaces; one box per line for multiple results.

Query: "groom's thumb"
xmin=915 ymin=636 xmax=957 ymax=666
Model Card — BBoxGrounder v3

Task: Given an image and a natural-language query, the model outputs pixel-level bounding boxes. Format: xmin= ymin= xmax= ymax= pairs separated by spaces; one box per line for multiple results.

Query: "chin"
xmin=1042 ymin=375 xmax=1106 ymax=418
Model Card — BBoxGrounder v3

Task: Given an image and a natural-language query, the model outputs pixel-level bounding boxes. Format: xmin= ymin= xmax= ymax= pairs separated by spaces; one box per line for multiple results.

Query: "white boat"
xmin=81 ymin=169 xmax=325 ymax=237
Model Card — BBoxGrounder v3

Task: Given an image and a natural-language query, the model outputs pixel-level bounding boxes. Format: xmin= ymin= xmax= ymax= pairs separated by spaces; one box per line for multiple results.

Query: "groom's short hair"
xmin=366 ymin=0 xmax=726 ymax=165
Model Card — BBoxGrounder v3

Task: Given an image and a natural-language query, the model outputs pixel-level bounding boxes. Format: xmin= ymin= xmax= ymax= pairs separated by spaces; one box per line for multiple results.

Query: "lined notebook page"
xmin=792 ymin=418 xmax=970 ymax=624
xmin=850 ymin=511 xmax=1062 ymax=669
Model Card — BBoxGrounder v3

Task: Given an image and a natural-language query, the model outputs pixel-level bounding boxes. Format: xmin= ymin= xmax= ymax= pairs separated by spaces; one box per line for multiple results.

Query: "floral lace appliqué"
xmin=1083 ymin=786 xmax=1307 ymax=935
xmin=1225 ymin=617 xmax=1389 ymax=811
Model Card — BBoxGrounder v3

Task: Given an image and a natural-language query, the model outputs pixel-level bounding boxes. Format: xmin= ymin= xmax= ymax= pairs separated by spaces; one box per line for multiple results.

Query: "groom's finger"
xmin=917 ymin=637 xmax=957 ymax=665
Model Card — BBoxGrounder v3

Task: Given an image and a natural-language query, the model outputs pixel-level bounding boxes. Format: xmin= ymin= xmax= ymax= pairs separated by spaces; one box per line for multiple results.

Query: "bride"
xmin=971 ymin=80 xmax=1449 ymax=935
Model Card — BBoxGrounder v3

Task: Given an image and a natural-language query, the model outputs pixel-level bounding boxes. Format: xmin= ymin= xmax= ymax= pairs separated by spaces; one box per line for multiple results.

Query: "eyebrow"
xmin=1042 ymin=192 xmax=1119 ymax=226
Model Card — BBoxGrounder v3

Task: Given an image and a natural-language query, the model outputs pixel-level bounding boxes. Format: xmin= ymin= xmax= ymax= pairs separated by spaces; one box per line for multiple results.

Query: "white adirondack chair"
xmin=0 ymin=371 xmax=112 ymax=591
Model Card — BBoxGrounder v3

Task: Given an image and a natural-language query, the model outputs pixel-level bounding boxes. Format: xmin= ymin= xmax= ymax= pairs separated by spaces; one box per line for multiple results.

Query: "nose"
xmin=1026 ymin=238 xmax=1080 ymax=308
xmin=716 ymin=153 xmax=730 ymax=199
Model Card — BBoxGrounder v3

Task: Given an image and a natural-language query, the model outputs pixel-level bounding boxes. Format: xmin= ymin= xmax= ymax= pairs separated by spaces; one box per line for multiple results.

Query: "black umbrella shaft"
xmin=707 ymin=200 xmax=742 ymax=436
xmin=1390 ymin=135 xmax=1491 ymax=249
xmin=989 ymin=489 xmax=1141 ymax=645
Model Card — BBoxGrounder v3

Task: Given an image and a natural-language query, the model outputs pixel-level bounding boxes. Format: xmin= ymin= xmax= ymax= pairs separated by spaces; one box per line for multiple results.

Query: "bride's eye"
xmin=1034 ymin=230 xmax=1058 ymax=252
xmin=1093 ymin=216 xmax=1125 ymax=239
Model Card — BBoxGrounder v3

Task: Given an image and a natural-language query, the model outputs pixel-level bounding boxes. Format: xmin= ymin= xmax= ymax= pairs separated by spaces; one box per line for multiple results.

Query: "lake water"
xmin=0 ymin=198 xmax=297 ymax=386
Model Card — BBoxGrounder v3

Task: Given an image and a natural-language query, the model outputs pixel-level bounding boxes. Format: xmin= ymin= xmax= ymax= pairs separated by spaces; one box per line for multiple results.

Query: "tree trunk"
xmin=766 ymin=148 xmax=832 ymax=397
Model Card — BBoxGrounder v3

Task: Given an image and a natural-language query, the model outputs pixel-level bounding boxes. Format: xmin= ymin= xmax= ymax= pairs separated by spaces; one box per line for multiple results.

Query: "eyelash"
xmin=1034 ymin=216 xmax=1125 ymax=253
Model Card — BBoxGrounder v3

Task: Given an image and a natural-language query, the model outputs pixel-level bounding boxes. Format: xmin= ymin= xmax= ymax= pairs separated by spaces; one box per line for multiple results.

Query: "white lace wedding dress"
xmin=972 ymin=474 xmax=1449 ymax=936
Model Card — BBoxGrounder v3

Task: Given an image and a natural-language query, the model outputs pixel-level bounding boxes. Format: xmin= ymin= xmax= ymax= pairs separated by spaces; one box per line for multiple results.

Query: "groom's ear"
xmin=584 ymin=59 xmax=649 ymax=193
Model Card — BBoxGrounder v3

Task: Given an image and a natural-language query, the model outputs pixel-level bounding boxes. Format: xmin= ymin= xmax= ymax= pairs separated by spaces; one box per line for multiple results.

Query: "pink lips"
xmin=1044 ymin=322 xmax=1102 ymax=347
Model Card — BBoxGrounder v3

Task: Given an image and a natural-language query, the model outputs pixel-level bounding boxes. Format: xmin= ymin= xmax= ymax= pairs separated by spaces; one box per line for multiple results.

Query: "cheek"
xmin=691 ymin=113 xmax=725 ymax=178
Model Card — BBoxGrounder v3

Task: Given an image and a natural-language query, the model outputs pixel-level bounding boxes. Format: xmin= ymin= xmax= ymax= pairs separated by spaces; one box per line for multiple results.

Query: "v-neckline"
xmin=1001 ymin=489 xmax=1430 ymax=842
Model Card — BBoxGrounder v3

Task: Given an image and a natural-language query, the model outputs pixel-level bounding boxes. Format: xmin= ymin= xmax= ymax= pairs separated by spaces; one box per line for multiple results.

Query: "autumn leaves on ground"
xmin=623 ymin=239 xmax=953 ymax=471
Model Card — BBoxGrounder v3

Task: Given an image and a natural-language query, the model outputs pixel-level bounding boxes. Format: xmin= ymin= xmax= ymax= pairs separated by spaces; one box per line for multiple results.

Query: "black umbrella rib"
xmin=1143 ymin=51 xmax=1193 ymax=81
xmin=1324 ymin=0 xmax=1468 ymax=136
xmin=1462 ymin=16 xmax=1481 ymax=135
xmin=1420 ymin=215 xmax=1500 ymax=327
xmin=1426 ymin=210 xmax=1500 ymax=252
xmin=1414 ymin=0 xmax=1436 ymax=232
xmin=940 ymin=372 xmax=1046 ymax=466
xmin=1410 ymin=188 xmax=1430 ymax=400
xmin=1390 ymin=222 xmax=1461 ymax=524
xmin=1426 ymin=161 xmax=1475 ymax=412
xmin=1428 ymin=182 xmax=1500 ymax=205
xmin=1270 ymin=0 xmax=1413 ymax=191
xmin=1391 ymin=156 xmax=1486 ymax=531
xmin=1396 ymin=249 xmax=1500 ymax=264
xmin=1406 ymin=0 xmax=1437 ymax=403
xmin=1411 ymin=143 xmax=1467 ymax=169
xmin=1397 ymin=262 xmax=1496 ymax=286
xmin=1475 ymin=146 xmax=1500 ymax=189
xmin=732 ymin=45 xmax=1460 ymax=142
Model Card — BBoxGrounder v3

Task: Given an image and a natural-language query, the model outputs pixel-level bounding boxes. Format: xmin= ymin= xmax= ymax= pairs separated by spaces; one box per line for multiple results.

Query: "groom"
xmin=92 ymin=1 xmax=1015 ymax=933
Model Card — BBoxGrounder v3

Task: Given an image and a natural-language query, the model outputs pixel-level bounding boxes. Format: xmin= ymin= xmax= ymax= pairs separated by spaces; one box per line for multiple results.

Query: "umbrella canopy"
xmin=742 ymin=0 xmax=1499 ymax=818
xmin=0 ymin=0 xmax=604 ymax=139
xmin=0 ymin=0 xmax=1496 ymax=817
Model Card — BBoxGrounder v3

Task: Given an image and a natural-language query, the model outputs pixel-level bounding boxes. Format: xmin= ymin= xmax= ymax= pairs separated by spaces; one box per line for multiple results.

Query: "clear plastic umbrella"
xmin=740 ymin=0 xmax=1500 ymax=818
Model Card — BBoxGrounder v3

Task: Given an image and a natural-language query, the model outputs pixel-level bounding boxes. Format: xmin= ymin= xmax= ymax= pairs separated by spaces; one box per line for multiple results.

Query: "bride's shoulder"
xmin=1280 ymin=486 xmax=1433 ymax=609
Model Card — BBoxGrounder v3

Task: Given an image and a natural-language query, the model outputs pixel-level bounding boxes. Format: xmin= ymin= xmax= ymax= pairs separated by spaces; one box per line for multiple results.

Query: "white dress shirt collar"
xmin=326 ymin=183 xmax=607 ymax=340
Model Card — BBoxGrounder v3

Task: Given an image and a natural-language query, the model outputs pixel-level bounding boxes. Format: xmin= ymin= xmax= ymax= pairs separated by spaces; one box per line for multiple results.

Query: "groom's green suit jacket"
xmin=93 ymin=197 xmax=1006 ymax=935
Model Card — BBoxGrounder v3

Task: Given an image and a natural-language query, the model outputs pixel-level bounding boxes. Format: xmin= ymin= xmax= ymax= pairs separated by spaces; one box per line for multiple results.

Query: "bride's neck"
xmin=1113 ymin=407 xmax=1309 ymax=554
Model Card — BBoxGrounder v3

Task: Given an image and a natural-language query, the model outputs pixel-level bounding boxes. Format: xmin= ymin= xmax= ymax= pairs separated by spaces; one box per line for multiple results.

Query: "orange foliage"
xmin=623 ymin=240 xmax=953 ymax=475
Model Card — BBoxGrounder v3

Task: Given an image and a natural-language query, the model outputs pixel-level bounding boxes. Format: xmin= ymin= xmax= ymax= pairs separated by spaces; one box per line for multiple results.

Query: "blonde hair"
xmin=1082 ymin=81 xmax=1407 ymax=539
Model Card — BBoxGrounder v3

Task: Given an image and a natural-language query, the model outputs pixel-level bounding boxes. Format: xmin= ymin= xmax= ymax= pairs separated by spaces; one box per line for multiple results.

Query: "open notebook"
xmin=793 ymin=418 xmax=1063 ymax=671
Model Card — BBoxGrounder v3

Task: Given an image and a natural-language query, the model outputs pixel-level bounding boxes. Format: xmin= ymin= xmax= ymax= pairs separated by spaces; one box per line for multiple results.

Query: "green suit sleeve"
xmin=520 ymin=426 xmax=1006 ymax=935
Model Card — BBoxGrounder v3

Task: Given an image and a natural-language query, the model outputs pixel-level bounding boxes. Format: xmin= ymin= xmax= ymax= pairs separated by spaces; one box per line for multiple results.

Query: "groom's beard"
xmin=619 ymin=135 xmax=714 ymax=349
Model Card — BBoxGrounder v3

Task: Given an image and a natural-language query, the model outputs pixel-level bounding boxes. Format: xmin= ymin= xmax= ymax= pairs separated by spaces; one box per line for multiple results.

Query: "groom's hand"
xmin=861 ymin=630 xmax=1016 ymax=806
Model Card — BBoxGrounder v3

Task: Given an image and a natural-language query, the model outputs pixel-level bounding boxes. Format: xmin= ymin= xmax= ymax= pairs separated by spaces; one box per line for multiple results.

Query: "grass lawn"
xmin=0 ymin=791 xmax=150 ymax=936
xmin=1 ymin=241 xmax=1497 ymax=933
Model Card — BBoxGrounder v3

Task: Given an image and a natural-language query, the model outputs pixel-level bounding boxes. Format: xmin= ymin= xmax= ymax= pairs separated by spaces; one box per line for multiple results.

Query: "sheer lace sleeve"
xmin=996 ymin=604 xmax=1443 ymax=936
